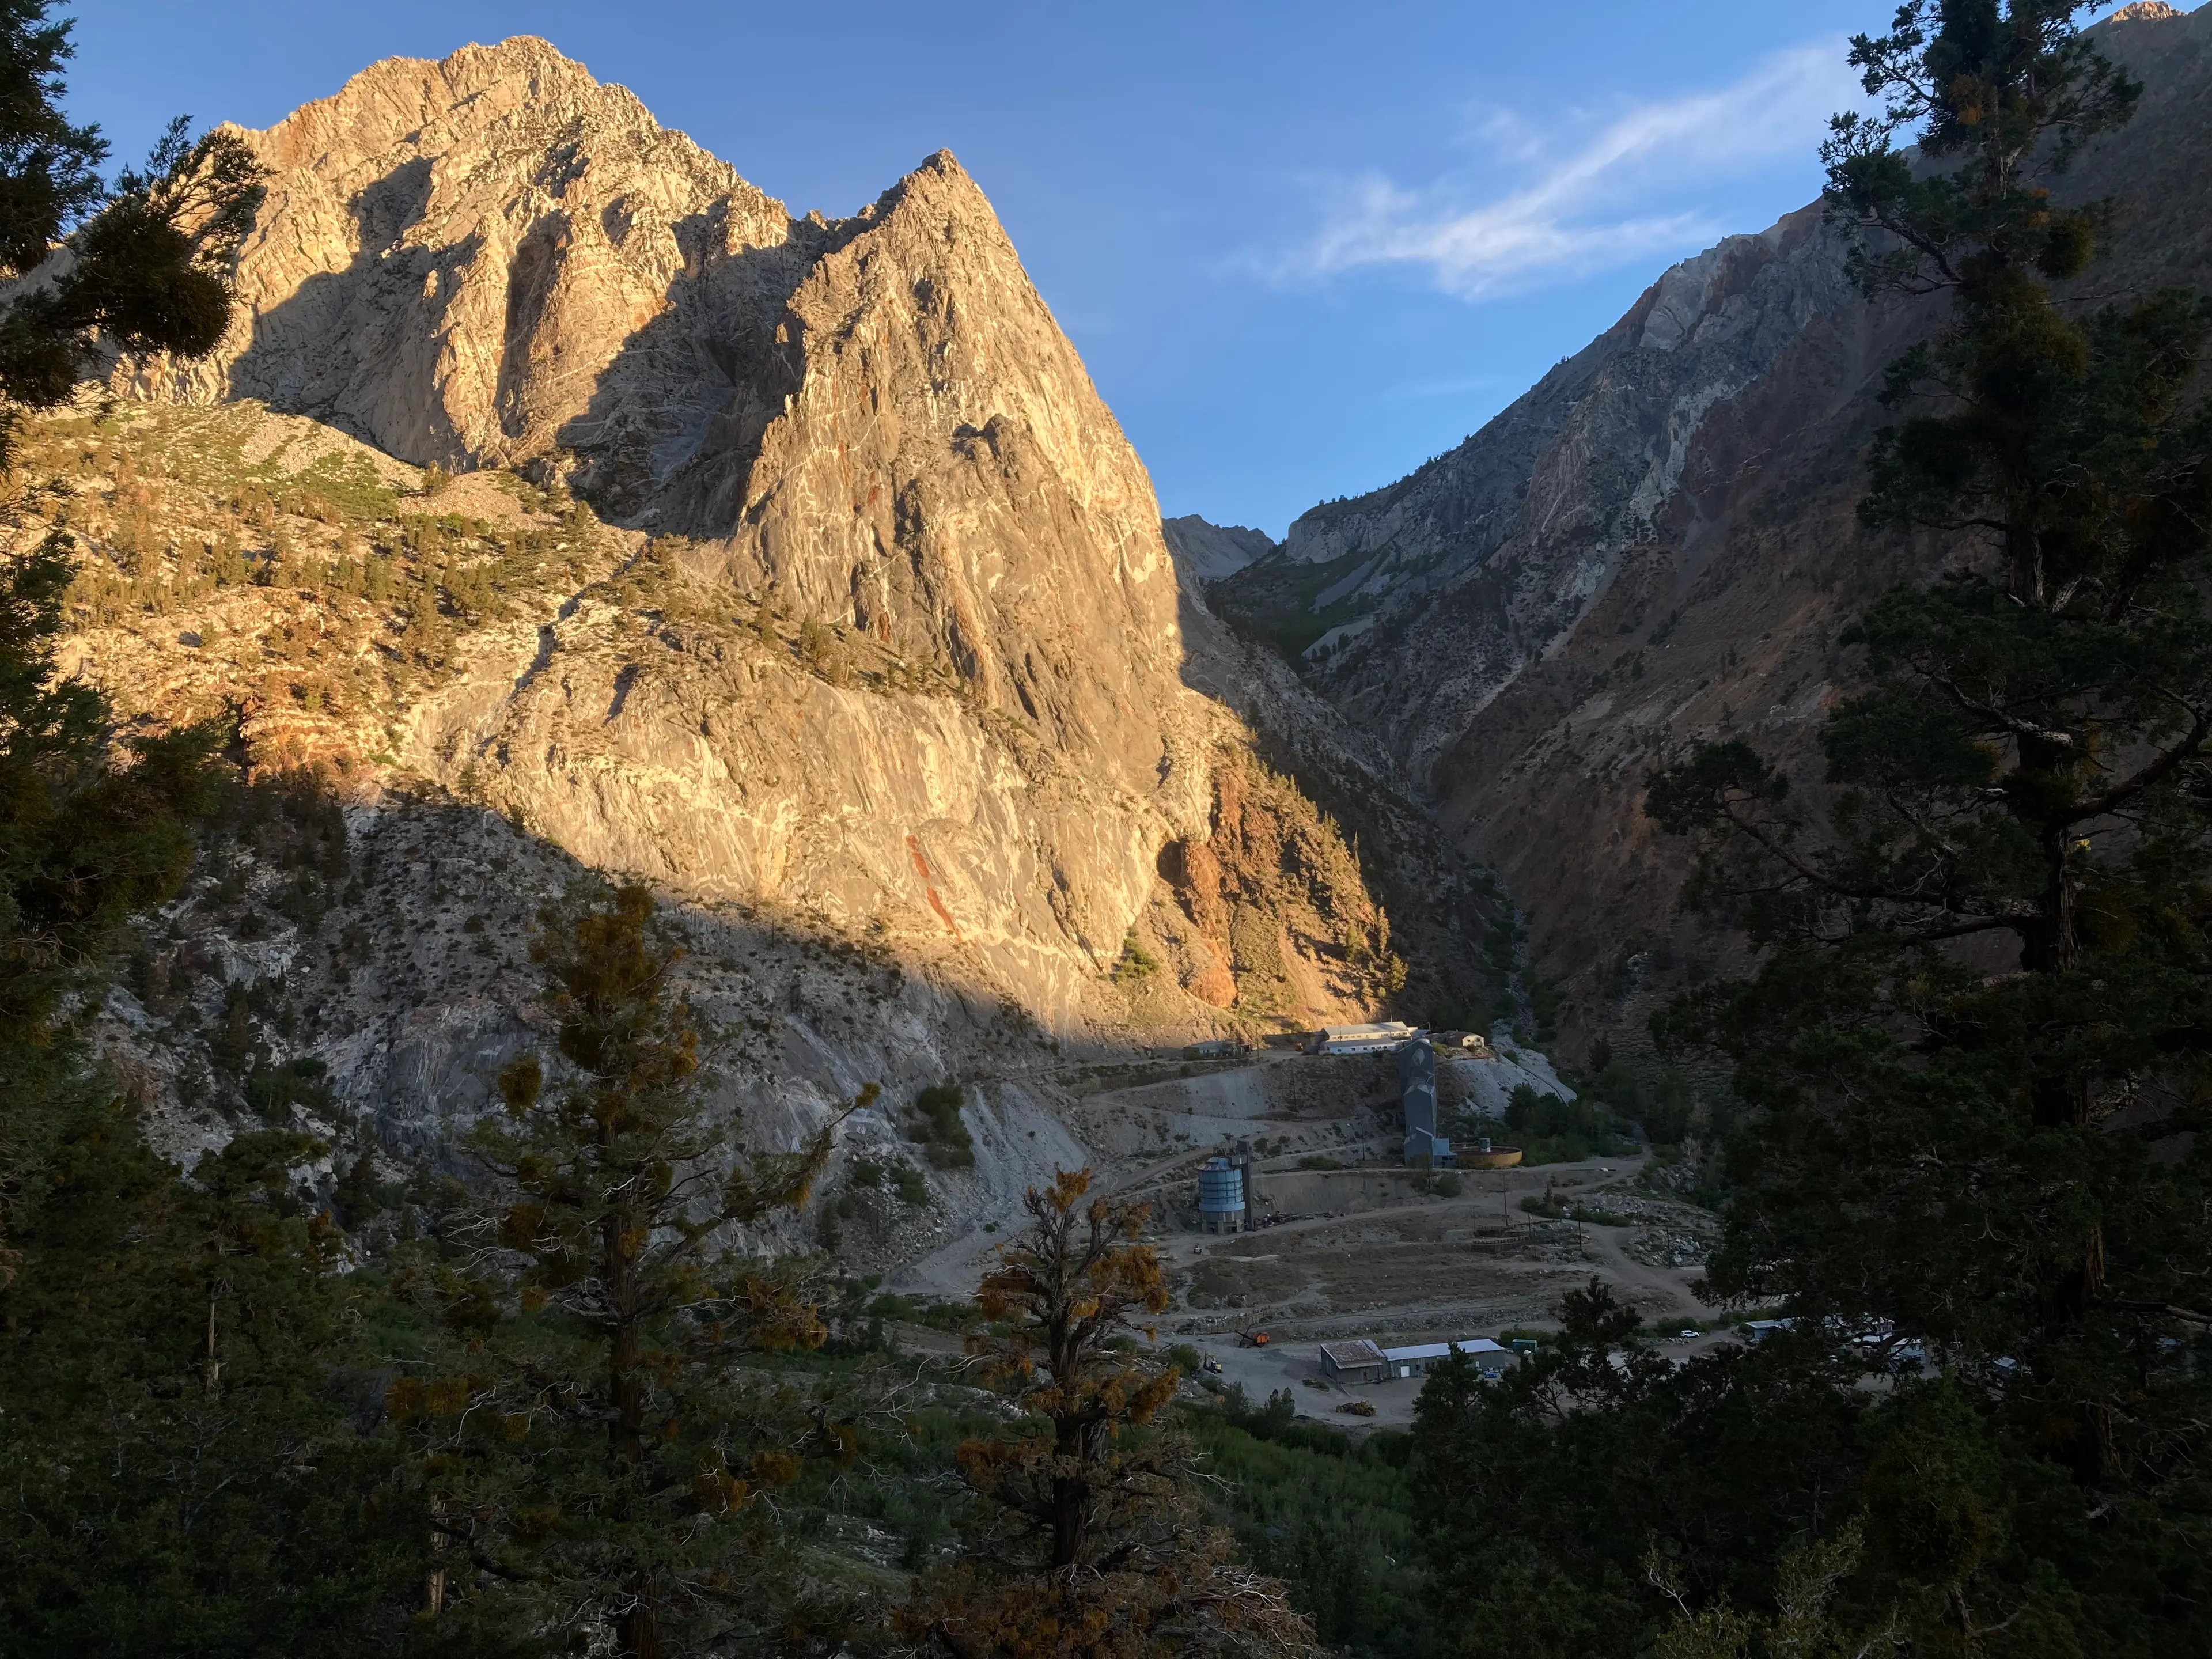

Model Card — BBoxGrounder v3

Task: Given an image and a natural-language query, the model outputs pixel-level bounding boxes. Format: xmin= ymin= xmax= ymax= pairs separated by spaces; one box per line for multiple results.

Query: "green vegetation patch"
xmin=1503 ymin=1084 xmax=1636 ymax=1165
xmin=1207 ymin=545 xmax=1378 ymax=661
xmin=906 ymin=1080 xmax=975 ymax=1168
xmin=1186 ymin=1389 xmax=1435 ymax=1658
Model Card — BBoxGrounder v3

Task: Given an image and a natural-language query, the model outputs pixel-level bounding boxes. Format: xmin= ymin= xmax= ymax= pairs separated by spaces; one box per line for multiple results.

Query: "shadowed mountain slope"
xmin=42 ymin=37 xmax=1515 ymax=1134
xmin=1210 ymin=2 xmax=2212 ymax=1050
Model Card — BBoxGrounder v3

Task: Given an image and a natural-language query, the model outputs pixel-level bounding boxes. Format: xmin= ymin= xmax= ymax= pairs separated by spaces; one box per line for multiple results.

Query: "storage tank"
xmin=1399 ymin=1037 xmax=1453 ymax=1166
xmin=1197 ymin=1157 xmax=1245 ymax=1234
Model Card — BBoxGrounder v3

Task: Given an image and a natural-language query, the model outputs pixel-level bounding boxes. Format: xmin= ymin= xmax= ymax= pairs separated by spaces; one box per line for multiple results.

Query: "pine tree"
xmin=0 ymin=1122 xmax=428 ymax=1656
xmin=0 ymin=532 xmax=230 ymax=1252
xmin=0 ymin=0 xmax=266 ymax=1245
xmin=0 ymin=20 xmax=412 ymax=1649
xmin=1408 ymin=1283 xmax=1866 ymax=1659
xmin=899 ymin=1170 xmax=1315 ymax=1659
xmin=0 ymin=2 xmax=267 ymax=1233
xmin=1642 ymin=1 xmax=2212 ymax=1645
xmin=391 ymin=882 xmax=857 ymax=1657
xmin=0 ymin=10 xmax=264 ymax=453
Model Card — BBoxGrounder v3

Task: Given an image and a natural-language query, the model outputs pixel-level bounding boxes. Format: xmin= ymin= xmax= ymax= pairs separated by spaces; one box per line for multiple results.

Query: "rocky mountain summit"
xmin=41 ymin=40 xmax=1506 ymax=1238
xmin=1162 ymin=514 xmax=1276 ymax=585
xmin=100 ymin=37 xmax=1373 ymax=1023
xmin=1211 ymin=1 xmax=2212 ymax=1050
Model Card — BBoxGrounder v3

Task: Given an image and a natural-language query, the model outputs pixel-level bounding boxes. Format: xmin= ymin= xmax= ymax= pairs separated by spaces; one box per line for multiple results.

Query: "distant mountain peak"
xmin=1161 ymin=516 xmax=1278 ymax=587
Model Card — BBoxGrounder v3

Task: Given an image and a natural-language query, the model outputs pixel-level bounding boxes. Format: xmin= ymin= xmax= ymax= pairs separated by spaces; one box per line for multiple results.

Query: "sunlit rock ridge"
xmin=119 ymin=36 xmax=1237 ymax=1023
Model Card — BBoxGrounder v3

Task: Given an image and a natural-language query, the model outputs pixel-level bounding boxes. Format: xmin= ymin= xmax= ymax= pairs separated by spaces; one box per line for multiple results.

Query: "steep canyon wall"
xmin=1210 ymin=3 xmax=2212 ymax=1050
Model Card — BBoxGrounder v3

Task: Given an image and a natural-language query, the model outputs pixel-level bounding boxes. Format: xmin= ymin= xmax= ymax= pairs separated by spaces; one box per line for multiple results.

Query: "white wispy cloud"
xmin=1293 ymin=42 xmax=1862 ymax=300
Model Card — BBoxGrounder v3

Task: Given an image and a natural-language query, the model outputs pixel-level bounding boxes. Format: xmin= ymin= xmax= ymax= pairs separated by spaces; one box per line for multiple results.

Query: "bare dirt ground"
xmin=886 ymin=1055 xmax=1731 ymax=1428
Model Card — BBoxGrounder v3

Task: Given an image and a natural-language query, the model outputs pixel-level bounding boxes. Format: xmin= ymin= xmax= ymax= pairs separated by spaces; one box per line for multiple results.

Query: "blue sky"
xmin=63 ymin=2 xmax=2138 ymax=536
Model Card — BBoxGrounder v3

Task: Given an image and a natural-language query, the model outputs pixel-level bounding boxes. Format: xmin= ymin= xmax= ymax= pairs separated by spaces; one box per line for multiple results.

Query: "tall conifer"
xmin=392 ymin=884 xmax=854 ymax=1657
xmin=1644 ymin=0 xmax=2212 ymax=1642
xmin=900 ymin=1170 xmax=1316 ymax=1659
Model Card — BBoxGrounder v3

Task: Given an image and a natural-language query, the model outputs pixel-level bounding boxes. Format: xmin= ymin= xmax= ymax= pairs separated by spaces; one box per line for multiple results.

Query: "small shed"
xmin=1319 ymin=1339 xmax=1389 ymax=1383
xmin=1184 ymin=1039 xmax=1243 ymax=1060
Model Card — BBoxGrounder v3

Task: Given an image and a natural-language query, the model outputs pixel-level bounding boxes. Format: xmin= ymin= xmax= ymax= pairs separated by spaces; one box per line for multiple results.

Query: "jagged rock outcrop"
xmin=1211 ymin=2 xmax=2212 ymax=1049
xmin=1162 ymin=514 xmax=1275 ymax=585
xmin=126 ymin=37 xmax=781 ymax=486
xmin=105 ymin=38 xmax=1228 ymax=1024
xmin=63 ymin=38 xmax=1443 ymax=1050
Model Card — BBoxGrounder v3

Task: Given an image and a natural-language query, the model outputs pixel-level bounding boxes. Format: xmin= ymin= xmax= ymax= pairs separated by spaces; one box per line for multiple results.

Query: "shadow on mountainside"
xmin=546 ymin=203 xmax=854 ymax=532
xmin=1169 ymin=578 xmax=1509 ymax=1037
xmin=229 ymin=160 xmax=857 ymax=522
xmin=117 ymin=784 xmax=1109 ymax=1264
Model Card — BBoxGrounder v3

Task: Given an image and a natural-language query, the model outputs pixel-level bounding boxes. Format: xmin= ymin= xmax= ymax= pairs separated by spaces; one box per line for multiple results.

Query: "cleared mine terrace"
xmin=894 ymin=1044 xmax=1724 ymax=1427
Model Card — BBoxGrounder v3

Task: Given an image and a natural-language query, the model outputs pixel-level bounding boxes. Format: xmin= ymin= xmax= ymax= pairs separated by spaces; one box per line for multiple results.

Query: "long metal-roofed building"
xmin=1311 ymin=1021 xmax=1420 ymax=1054
xmin=1320 ymin=1337 xmax=1509 ymax=1384
xmin=1378 ymin=1339 xmax=1506 ymax=1377
xmin=1399 ymin=1037 xmax=1454 ymax=1165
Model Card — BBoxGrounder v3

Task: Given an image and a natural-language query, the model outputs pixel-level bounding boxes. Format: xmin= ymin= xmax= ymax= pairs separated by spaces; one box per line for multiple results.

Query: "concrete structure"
xmin=1231 ymin=1136 xmax=1259 ymax=1218
xmin=1312 ymin=1021 xmax=1421 ymax=1054
xmin=1197 ymin=1156 xmax=1246 ymax=1234
xmin=1460 ymin=1136 xmax=1523 ymax=1170
xmin=1399 ymin=1038 xmax=1455 ymax=1166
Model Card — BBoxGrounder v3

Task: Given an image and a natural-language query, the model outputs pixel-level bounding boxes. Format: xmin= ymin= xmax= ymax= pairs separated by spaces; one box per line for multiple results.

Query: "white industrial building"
xmin=1319 ymin=1336 xmax=1510 ymax=1384
xmin=1312 ymin=1022 xmax=1421 ymax=1055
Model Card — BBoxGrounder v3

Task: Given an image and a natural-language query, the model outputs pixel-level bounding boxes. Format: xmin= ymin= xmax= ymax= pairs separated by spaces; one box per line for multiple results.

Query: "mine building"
xmin=1376 ymin=1339 xmax=1506 ymax=1378
xmin=1319 ymin=1337 xmax=1510 ymax=1384
xmin=1310 ymin=1021 xmax=1421 ymax=1054
xmin=1319 ymin=1339 xmax=1389 ymax=1382
xmin=1399 ymin=1037 xmax=1455 ymax=1166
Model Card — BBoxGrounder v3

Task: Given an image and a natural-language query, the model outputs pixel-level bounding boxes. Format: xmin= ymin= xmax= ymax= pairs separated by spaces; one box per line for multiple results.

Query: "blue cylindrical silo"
xmin=1198 ymin=1157 xmax=1245 ymax=1216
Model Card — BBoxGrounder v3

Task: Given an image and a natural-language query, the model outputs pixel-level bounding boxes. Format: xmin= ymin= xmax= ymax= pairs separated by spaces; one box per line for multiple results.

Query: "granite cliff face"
xmin=32 ymin=38 xmax=1483 ymax=1245
xmin=109 ymin=37 xmax=1255 ymax=1027
xmin=1211 ymin=2 xmax=2212 ymax=1050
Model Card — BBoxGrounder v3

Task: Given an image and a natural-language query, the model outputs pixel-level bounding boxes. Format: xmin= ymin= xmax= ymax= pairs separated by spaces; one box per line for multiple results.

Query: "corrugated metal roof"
xmin=1320 ymin=1339 xmax=1387 ymax=1368
xmin=1380 ymin=1339 xmax=1506 ymax=1361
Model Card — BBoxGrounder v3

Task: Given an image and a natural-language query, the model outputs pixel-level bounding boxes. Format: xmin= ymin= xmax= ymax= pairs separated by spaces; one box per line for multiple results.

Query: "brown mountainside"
xmin=33 ymin=39 xmax=1498 ymax=1233
xmin=1210 ymin=3 xmax=2212 ymax=1055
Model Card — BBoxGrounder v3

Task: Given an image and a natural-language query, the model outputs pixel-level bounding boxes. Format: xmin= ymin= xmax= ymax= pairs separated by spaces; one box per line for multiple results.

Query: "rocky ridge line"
xmin=1207 ymin=2 xmax=2212 ymax=1051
